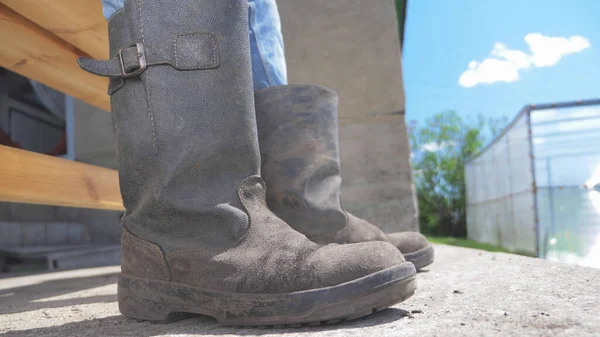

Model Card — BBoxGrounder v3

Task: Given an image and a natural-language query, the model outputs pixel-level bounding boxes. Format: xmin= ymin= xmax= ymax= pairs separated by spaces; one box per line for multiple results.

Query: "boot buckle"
xmin=118 ymin=43 xmax=147 ymax=78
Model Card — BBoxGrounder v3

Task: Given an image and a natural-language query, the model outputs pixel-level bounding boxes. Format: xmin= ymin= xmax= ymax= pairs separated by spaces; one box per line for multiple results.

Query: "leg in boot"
xmin=255 ymin=85 xmax=434 ymax=270
xmin=81 ymin=0 xmax=416 ymax=326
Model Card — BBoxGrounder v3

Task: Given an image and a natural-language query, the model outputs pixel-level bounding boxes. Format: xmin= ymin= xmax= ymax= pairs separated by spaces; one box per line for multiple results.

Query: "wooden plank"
xmin=0 ymin=145 xmax=124 ymax=211
xmin=0 ymin=4 xmax=110 ymax=112
xmin=1 ymin=0 xmax=109 ymax=60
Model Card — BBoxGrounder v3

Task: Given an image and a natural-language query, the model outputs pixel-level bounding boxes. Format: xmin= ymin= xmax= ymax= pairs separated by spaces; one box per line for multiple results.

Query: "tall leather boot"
xmin=78 ymin=0 xmax=416 ymax=326
xmin=255 ymin=85 xmax=434 ymax=270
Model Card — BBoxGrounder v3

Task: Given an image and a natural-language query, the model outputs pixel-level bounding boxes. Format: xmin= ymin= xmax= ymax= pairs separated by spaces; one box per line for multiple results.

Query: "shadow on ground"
xmin=0 ymin=307 xmax=413 ymax=337
xmin=0 ymin=271 xmax=118 ymax=316
xmin=0 ymin=267 xmax=415 ymax=337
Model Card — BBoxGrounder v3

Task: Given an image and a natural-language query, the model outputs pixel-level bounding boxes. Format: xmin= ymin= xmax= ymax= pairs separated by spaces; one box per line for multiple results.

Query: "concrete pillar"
xmin=277 ymin=0 xmax=418 ymax=232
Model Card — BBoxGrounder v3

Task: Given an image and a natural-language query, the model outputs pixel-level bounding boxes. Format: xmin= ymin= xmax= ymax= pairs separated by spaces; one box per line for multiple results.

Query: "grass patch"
xmin=427 ymin=236 xmax=536 ymax=257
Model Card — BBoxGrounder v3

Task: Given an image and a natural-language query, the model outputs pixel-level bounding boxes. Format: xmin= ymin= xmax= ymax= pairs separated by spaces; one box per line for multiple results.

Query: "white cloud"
xmin=421 ymin=141 xmax=456 ymax=152
xmin=459 ymin=33 xmax=591 ymax=88
xmin=421 ymin=142 xmax=443 ymax=152
xmin=526 ymin=33 xmax=590 ymax=67
xmin=458 ymin=57 xmax=521 ymax=88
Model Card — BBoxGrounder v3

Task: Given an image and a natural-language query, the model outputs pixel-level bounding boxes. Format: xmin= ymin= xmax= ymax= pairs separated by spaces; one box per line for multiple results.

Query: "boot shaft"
xmin=254 ymin=85 xmax=348 ymax=243
xmin=80 ymin=0 xmax=259 ymax=251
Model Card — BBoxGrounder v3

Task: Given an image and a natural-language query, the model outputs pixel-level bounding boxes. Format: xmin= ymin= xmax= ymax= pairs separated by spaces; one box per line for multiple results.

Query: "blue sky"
xmin=403 ymin=0 xmax=600 ymax=126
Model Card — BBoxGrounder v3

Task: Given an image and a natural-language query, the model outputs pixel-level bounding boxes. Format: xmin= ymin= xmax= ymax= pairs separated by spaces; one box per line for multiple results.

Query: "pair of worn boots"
xmin=79 ymin=0 xmax=433 ymax=327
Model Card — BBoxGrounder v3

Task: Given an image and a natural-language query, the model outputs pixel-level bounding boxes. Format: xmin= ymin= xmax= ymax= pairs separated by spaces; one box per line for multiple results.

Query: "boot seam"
xmin=137 ymin=0 xmax=158 ymax=152
xmin=168 ymin=247 xmax=231 ymax=256
xmin=123 ymin=229 xmax=173 ymax=281
xmin=254 ymin=84 xmax=337 ymax=97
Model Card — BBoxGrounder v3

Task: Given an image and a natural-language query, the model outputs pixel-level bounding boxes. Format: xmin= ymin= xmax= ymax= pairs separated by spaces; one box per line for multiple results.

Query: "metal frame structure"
xmin=465 ymin=99 xmax=600 ymax=261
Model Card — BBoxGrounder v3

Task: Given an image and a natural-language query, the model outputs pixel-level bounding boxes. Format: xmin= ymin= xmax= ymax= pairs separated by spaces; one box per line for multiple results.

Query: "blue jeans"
xmin=101 ymin=0 xmax=287 ymax=91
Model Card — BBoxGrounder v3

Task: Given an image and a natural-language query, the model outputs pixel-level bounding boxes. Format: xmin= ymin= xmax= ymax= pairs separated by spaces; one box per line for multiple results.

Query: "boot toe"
xmin=333 ymin=213 xmax=390 ymax=244
xmin=307 ymin=241 xmax=408 ymax=287
xmin=387 ymin=231 xmax=429 ymax=254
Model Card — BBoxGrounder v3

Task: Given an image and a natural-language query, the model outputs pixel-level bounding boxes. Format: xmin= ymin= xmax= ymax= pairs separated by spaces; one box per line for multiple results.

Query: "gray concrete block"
xmin=278 ymin=0 xmax=405 ymax=119
xmin=0 ymin=222 xmax=97 ymax=247
xmin=277 ymin=0 xmax=418 ymax=232
xmin=88 ymin=218 xmax=122 ymax=245
xmin=0 ymin=204 xmax=121 ymax=246
xmin=339 ymin=115 xmax=418 ymax=232
xmin=8 ymin=203 xmax=58 ymax=222
xmin=48 ymin=245 xmax=121 ymax=271
xmin=73 ymin=99 xmax=117 ymax=169
xmin=66 ymin=223 xmax=92 ymax=245
xmin=339 ymin=115 xmax=413 ymax=185
xmin=0 ymin=222 xmax=22 ymax=247
xmin=0 ymin=244 xmax=121 ymax=272
xmin=341 ymin=181 xmax=417 ymax=233
xmin=21 ymin=223 xmax=47 ymax=246
xmin=54 ymin=207 xmax=122 ymax=244
xmin=0 ymin=203 xmax=12 ymax=221
xmin=46 ymin=223 xmax=74 ymax=245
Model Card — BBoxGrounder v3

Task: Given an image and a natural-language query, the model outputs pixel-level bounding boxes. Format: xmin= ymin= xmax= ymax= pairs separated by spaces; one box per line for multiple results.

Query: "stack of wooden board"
xmin=0 ymin=1 xmax=122 ymax=211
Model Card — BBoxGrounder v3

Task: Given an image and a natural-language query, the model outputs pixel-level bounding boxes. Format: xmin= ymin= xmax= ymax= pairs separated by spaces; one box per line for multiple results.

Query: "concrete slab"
xmin=278 ymin=0 xmax=418 ymax=233
xmin=0 ymin=245 xmax=598 ymax=337
xmin=339 ymin=115 xmax=417 ymax=232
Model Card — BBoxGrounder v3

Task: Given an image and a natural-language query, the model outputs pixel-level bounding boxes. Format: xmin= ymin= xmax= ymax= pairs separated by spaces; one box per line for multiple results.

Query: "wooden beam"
xmin=0 ymin=145 xmax=124 ymax=211
xmin=1 ymin=0 xmax=109 ymax=60
xmin=0 ymin=4 xmax=110 ymax=112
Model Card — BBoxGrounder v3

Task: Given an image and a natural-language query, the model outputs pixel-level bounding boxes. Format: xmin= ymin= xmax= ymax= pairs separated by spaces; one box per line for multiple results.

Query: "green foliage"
xmin=409 ymin=111 xmax=508 ymax=237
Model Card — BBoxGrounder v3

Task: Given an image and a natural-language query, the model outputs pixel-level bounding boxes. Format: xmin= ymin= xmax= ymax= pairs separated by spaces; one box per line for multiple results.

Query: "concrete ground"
xmin=1 ymin=244 xmax=598 ymax=337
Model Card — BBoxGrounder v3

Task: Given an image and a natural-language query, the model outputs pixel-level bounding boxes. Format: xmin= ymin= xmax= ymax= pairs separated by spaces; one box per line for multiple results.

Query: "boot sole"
xmin=403 ymin=244 xmax=435 ymax=271
xmin=118 ymin=262 xmax=416 ymax=327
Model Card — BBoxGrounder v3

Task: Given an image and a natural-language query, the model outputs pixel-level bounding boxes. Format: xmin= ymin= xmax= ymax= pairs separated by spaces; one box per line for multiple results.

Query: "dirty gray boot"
xmin=388 ymin=232 xmax=434 ymax=270
xmin=255 ymin=85 xmax=434 ymax=270
xmin=78 ymin=0 xmax=416 ymax=326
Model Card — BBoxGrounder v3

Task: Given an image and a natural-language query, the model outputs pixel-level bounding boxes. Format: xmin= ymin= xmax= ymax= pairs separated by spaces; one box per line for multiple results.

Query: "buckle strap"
xmin=77 ymin=32 xmax=220 ymax=78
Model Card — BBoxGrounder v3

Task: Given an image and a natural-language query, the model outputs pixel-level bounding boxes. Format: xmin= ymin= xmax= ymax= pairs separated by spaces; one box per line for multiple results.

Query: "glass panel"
xmin=465 ymin=113 xmax=537 ymax=255
xmin=531 ymin=104 xmax=600 ymax=268
xmin=537 ymin=187 xmax=600 ymax=268
xmin=532 ymin=106 xmax=600 ymax=161
xmin=530 ymin=105 xmax=600 ymax=124
xmin=467 ymin=102 xmax=600 ymax=265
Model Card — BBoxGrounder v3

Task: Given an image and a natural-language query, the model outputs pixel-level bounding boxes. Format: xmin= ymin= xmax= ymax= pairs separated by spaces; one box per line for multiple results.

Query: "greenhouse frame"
xmin=465 ymin=99 xmax=600 ymax=267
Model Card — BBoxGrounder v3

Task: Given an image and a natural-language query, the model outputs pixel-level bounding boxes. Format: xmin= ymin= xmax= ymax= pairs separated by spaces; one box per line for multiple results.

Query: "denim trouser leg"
xmin=100 ymin=0 xmax=287 ymax=90
xmin=247 ymin=0 xmax=287 ymax=89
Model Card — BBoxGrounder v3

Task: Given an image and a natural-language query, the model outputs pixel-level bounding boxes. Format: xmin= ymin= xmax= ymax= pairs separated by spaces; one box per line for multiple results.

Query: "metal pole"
xmin=526 ymin=108 xmax=541 ymax=258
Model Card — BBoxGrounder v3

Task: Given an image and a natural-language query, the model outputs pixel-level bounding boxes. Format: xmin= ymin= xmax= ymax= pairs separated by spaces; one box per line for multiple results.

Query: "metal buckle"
xmin=118 ymin=43 xmax=147 ymax=78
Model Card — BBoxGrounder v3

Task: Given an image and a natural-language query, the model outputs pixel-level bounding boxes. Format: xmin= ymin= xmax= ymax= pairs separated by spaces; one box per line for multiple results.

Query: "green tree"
xmin=409 ymin=111 xmax=508 ymax=237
